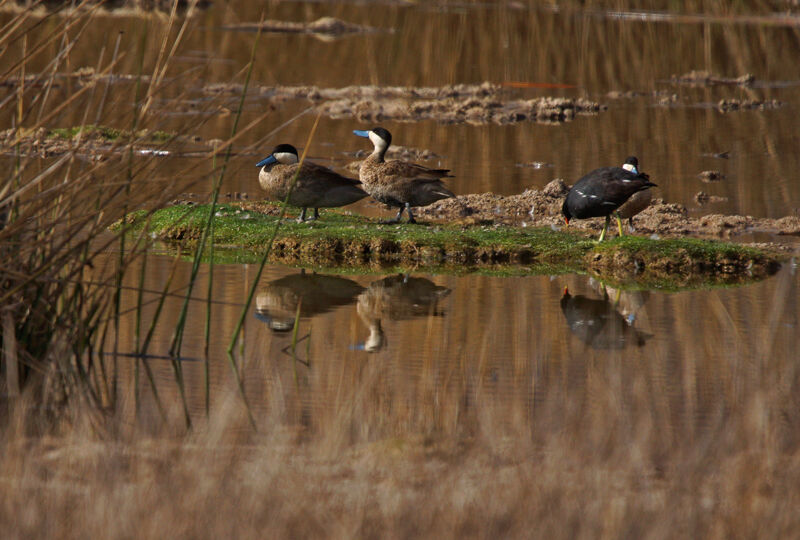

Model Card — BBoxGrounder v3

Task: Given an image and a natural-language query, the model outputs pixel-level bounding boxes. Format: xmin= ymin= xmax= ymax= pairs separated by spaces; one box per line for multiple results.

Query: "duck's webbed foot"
xmin=380 ymin=206 xmax=405 ymax=224
xmin=406 ymin=205 xmax=417 ymax=224
xmin=296 ymin=207 xmax=308 ymax=223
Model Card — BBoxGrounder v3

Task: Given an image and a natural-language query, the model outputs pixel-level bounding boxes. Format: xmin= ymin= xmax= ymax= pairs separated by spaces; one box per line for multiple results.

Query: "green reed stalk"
xmin=226 ymin=113 xmax=322 ymax=357
xmin=167 ymin=24 xmax=263 ymax=361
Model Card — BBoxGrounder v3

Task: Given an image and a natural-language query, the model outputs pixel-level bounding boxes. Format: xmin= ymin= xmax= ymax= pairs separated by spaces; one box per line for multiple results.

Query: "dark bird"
xmin=562 ymin=159 xmax=656 ymax=242
xmin=615 ymin=156 xmax=653 ymax=234
xmin=256 ymin=144 xmax=368 ymax=223
xmin=352 ymin=127 xmax=455 ymax=224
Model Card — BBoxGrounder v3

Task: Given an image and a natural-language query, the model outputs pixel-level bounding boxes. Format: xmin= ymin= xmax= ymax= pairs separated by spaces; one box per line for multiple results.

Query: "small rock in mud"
xmin=717 ymin=98 xmax=783 ymax=112
xmin=671 ymin=70 xmax=755 ymax=87
xmin=698 ymin=170 xmax=725 ymax=182
xmin=658 ymin=94 xmax=679 ymax=106
xmin=606 ymin=90 xmax=646 ymax=99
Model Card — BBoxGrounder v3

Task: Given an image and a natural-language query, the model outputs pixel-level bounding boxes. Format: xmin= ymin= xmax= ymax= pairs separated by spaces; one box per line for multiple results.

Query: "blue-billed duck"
xmin=352 ymin=127 xmax=455 ymax=224
xmin=562 ymin=159 xmax=656 ymax=242
xmin=256 ymin=144 xmax=368 ymax=222
xmin=615 ymin=156 xmax=653 ymax=234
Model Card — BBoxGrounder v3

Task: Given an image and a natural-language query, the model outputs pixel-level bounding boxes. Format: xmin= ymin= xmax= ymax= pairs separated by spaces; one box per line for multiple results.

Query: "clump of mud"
xmin=717 ymin=98 xmax=783 ymax=112
xmin=0 ymin=125 xmax=208 ymax=158
xmin=220 ymin=17 xmax=381 ymax=38
xmin=695 ymin=192 xmax=728 ymax=205
xmin=671 ymin=70 xmax=756 ymax=87
xmin=415 ymin=179 xmax=800 ymax=239
xmin=203 ymin=82 xmax=604 ymax=125
xmin=319 ymin=96 xmax=604 ymax=125
xmin=698 ymin=170 xmax=725 ymax=182
xmin=205 ymin=82 xmax=502 ymax=100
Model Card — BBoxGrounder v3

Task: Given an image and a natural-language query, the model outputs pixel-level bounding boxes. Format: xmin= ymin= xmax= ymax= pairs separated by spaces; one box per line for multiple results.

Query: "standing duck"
xmin=562 ymin=159 xmax=656 ymax=242
xmin=352 ymin=127 xmax=455 ymax=223
xmin=615 ymin=156 xmax=653 ymax=234
xmin=256 ymin=144 xmax=368 ymax=222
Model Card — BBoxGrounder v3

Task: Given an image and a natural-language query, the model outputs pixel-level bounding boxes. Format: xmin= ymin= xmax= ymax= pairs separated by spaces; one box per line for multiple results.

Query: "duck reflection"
xmin=356 ymin=275 xmax=451 ymax=352
xmin=587 ymin=278 xmax=650 ymax=327
xmin=255 ymin=270 xmax=365 ymax=332
xmin=560 ymin=285 xmax=652 ymax=349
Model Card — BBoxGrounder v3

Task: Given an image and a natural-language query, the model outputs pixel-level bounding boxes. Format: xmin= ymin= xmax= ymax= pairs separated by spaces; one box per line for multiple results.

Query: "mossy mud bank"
xmin=120 ymin=202 xmax=788 ymax=290
xmin=0 ymin=125 xmax=210 ymax=158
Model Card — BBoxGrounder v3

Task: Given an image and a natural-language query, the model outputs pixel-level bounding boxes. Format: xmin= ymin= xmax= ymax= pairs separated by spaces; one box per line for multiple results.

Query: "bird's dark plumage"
xmin=562 ymin=165 xmax=656 ymax=241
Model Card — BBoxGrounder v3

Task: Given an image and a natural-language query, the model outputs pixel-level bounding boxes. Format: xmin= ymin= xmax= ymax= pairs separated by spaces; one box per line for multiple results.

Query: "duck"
xmin=562 ymin=159 xmax=656 ymax=242
xmin=352 ymin=127 xmax=455 ymax=223
xmin=256 ymin=144 xmax=368 ymax=222
xmin=615 ymin=156 xmax=653 ymax=234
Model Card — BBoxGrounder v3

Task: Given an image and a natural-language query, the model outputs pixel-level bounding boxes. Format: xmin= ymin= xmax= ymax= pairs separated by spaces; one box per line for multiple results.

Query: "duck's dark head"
xmin=561 ymin=198 xmax=572 ymax=225
xmin=256 ymin=143 xmax=298 ymax=168
xmin=622 ymin=156 xmax=639 ymax=174
xmin=353 ymin=127 xmax=392 ymax=154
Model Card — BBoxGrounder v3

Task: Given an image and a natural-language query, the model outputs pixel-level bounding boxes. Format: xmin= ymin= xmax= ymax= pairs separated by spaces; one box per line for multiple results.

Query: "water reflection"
xmin=255 ymin=270 xmax=365 ymax=332
xmin=356 ymin=275 xmax=451 ymax=352
xmin=560 ymin=283 xmax=652 ymax=350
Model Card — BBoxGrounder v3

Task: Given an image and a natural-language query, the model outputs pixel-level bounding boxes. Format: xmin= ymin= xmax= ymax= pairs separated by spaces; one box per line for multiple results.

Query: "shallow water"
xmin=4 ymin=1 xmax=800 ymax=431
xmin=102 ymin=250 xmax=800 ymax=436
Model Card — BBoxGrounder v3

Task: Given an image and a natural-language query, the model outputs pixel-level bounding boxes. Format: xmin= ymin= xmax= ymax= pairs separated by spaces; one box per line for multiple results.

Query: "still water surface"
xmin=110 ymin=252 xmax=800 ymax=436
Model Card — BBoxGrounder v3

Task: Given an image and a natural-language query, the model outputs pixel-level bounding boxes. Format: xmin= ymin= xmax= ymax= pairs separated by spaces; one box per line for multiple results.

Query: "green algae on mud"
xmin=119 ymin=203 xmax=785 ymax=288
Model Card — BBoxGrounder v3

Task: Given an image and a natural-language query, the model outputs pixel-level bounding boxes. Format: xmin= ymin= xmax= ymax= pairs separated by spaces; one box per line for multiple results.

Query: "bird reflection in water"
xmin=356 ymin=275 xmax=451 ymax=352
xmin=255 ymin=270 xmax=365 ymax=332
xmin=560 ymin=282 xmax=652 ymax=350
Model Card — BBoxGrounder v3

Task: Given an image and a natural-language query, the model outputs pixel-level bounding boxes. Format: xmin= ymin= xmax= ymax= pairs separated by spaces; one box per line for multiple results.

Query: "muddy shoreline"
xmin=414 ymin=179 xmax=800 ymax=240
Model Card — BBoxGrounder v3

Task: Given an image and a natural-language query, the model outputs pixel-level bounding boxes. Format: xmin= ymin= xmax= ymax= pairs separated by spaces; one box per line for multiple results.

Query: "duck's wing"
xmin=382 ymin=160 xmax=452 ymax=180
xmin=300 ymin=162 xmax=363 ymax=187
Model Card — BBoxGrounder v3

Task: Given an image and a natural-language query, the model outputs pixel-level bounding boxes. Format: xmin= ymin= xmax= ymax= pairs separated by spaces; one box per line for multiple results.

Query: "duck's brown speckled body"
xmin=353 ymin=127 xmax=454 ymax=223
xmin=615 ymin=156 xmax=653 ymax=231
xmin=257 ymin=144 xmax=367 ymax=222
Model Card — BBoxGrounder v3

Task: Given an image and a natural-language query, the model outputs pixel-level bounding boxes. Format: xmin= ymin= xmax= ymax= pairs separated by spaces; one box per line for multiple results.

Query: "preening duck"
xmin=562 ymin=159 xmax=656 ymax=242
xmin=615 ymin=156 xmax=653 ymax=233
xmin=352 ymin=127 xmax=455 ymax=224
xmin=256 ymin=144 xmax=368 ymax=222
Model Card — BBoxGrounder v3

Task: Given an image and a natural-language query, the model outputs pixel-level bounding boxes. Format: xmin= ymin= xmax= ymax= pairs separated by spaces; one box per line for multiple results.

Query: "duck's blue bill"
xmin=352 ymin=130 xmax=370 ymax=137
xmin=255 ymin=155 xmax=277 ymax=167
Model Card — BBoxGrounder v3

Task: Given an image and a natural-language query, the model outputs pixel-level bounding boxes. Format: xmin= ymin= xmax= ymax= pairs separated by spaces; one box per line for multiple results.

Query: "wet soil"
xmin=0 ymin=126 xmax=208 ymax=158
xmin=670 ymin=71 xmax=756 ymax=87
xmin=204 ymin=82 xmax=605 ymax=125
